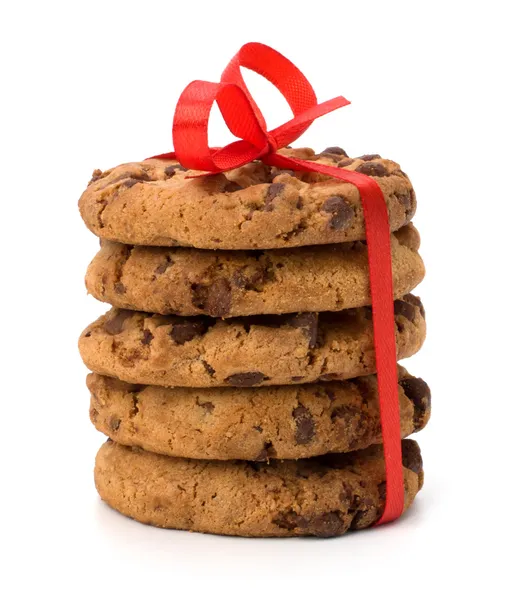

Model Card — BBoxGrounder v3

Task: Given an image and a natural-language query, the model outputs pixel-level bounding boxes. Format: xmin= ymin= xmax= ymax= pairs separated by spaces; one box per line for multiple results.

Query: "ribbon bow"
xmin=151 ymin=42 xmax=404 ymax=526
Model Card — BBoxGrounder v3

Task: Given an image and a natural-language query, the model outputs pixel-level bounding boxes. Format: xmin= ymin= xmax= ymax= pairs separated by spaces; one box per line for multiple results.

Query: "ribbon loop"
xmin=220 ymin=42 xmax=318 ymax=134
xmin=172 ymin=80 xmax=267 ymax=172
xmin=172 ymin=42 xmax=350 ymax=171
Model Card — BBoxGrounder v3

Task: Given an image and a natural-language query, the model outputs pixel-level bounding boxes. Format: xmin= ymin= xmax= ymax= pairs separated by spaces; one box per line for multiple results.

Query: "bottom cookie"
xmin=95 ymin=439 xmax=423 ymax=537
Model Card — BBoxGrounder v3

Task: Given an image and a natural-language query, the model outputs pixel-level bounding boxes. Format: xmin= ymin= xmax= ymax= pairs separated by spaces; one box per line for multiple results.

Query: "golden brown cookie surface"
xmin=88 ymin=369 xmax=430 ymax=460
xmin=79 ymin=294 xmax=426 ymax=387
xmin=94 ymin=439 xmax=423 ymax=537
xmin=79 ymin=147 xmax=417 ymax=250
xmin=85 ymin=224 xmax=424 ymax=317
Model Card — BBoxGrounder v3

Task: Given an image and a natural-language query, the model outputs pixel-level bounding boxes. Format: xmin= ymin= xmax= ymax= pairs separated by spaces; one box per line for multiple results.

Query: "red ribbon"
xmin=150 ymin=42 xmax=404 ymax=525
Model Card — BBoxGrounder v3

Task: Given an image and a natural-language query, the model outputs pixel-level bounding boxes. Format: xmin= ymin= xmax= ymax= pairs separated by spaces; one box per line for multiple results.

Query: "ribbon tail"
xmin=270 ymin=96 xmax=350 ymax=149
xmin=265 ymin=154 xmax=405 ymax=525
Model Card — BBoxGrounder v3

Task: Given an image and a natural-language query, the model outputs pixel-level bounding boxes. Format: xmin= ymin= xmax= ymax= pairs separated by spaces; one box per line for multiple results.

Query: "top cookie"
xmin=79 ymin=147 xmax=416 ymax=250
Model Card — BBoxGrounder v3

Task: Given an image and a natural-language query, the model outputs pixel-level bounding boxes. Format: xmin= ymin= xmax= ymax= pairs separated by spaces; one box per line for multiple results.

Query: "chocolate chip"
xmin=400 ymin=377 xmax=431 ymax=431
xmin=321 ymin=195 xmax=355 ymax=231
xmin=322 ymin=146 xmax=348 ymax=156
xmin=402 ymin=439 xmax=423 ymax=475
xmin=363 ymin=306 xmax=373 ymax=321
xmin=232 ymin=266 xmax=265 ymax=291
xmin=310 ymin=513 xmax=348 ymax=537
xmin=403 ymin=294 xmax=425 ymax=318
xmin=103 ymin=310 xmax=131 ymax=335
xmin=394 ymin=299 xmax=417 ymax=323
xmin=164 ymin=164 xmax=186 ymax=178
xmin=141 ymin=329 xmax=153 ymax=345
xmin=205 ymin=279 xmax=232 ymax=317
xmin=164 ymin=166 xmax=177 ymax=178
xmin=396 ymin=189 xmax=417 ymax=219
xmin=120 ymin=172 xmax=151 ymax=188
xmin=255 ymin=448 xmax=268 ymax=462
xmin=110 ymin=417 xmax=121 ymax=431
xmin=226 ymin=372 xmax=266 ymax=387
xmin=191 ymin=278 xmax=232 ymax=317
xmin=358 ymin=154 xmax=381 ymax=161
xmin=123 ymin=179 xmax=140 ymax=189
xmin=224 ymin=180 xmax=243 ymax=192
xmin=107 ymin=171 xmax=150 ymax=188
xmin=154 ymin=264 xmax=168 ymax=275
xmin=396 ymin=191 xmax=413 ymax=211
xmin=337 ymin=158 xmax=354 ymax=167
xmin=154 ymin=256 xmax=173 ymax=276
xmin=264 ymin=183 xmax=285 ymax=211
xmin=321 ymin=197 xmax=344 ymax=212
xmin=196 ymin=400 xmax=214 ymax=413
xmin=114 ymin=282 xmax=126 ymax=294
xmin=272 ymin=510 xmax=301 ymax=530
xmin=292 ymin=405 xmax=315 ymax=444
xmin=273 ymin=510 xmax=346 ymax=537
xmin=355 ymin=162 xmax=388 ymax=177
xmin=170 ymin=320 xmax=208 ymax=345
xmin=325 ymin=389 xmax=336 ymax=402
xmin=232 ymin=270 xmax=247 ymax=288
xmin=254 ymin=442 xmax=275 ymax=462
xmin=350 ymin=497 xmax=376 ymax=530
xmin=286 ymin=313 xmax=319 ymax=348
xmin=202 ymin=360 xmax=216 ymax=376
xmin=291 ymin=376 xmax=304 ymax=382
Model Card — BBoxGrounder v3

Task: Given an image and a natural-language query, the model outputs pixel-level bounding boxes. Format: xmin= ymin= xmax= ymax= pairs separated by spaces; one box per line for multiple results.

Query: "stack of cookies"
xmin=78 ymin=146 xmax=430 ymax=537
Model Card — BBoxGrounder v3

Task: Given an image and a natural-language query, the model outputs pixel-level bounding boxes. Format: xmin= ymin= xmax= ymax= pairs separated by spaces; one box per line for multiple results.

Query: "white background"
xmin=2 ymin=0 xmax=508 ymax=597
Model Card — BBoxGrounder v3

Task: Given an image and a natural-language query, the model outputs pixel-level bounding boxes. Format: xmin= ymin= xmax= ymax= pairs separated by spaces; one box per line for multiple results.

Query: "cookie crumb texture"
xmin=94 ymin=439 xmax=423 ymax=537
xmin=79 ymin=148 xmax=416 ymax=250
xmin=85 ymin=224 xmax=424 ymax=317
xmin=79 ymin=294 xmax=426 ymax=387
xmin=88 ymin=369 xmax=430 ymax=460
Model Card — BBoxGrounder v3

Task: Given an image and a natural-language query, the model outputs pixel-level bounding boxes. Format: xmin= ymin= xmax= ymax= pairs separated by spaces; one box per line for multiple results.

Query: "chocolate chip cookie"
xmin=88 ymin=368 xmax=430 ymax=460
xmin=79 ymin=294 xmax=426 ymax=387
xmin=85 ymin=224 xmax=424 ymax=317
xmin=79 ymin=147 xmax=417 ymax=250
xmin=95 ymin=438 xmax=423 ymax=537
